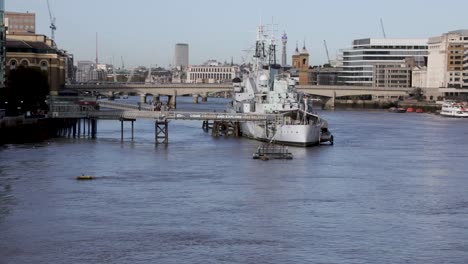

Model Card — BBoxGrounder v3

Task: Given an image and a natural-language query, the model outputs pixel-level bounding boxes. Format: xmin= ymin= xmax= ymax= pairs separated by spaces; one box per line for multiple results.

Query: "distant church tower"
xmin=292 ymin=41 xmax=310 ymax=85
xmin=281 ymin=32 xmax=288 ymax=67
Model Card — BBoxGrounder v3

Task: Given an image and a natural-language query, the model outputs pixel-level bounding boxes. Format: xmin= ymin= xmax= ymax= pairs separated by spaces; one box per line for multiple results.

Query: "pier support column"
xmin=202 ymin=92 xmax=208 ymax=102
xmin=88 ymin=119 xmax=91 ymax=137
xmin=140 ymin=94 xmax=146 ymax=104
xmin=77 ymin=119 xmax=81 ymax=137
xmin=155 ymin=120 xmax=168 ymax=144
xmin=323 ymin=92 xmax=336 ymax=110
xmin=120 ymin=119 xmax=124 ymax=141
xmin=192 ymin=94 xmax=199 ymax=104
xmin=131 ymin=120 xmax=134 ymax=141
xmin=169 ymin=91 xmax=177 ymax=109
xmin=91 ymin=119 xmax=97 ymax=139
xmin=154 ymin=94 xmax=160 ymax=103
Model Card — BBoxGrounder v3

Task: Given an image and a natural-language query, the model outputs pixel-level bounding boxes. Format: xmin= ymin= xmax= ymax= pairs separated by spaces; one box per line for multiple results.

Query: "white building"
xmin=411 ymin=66 xmax=427 ymax=88
xmin=187 ymin=65 xmax=237 ymax=83
xmin=76 ymin=60 xmax=106 ymax=82
xmin=340 ymin=38 xmax=427 ymax=86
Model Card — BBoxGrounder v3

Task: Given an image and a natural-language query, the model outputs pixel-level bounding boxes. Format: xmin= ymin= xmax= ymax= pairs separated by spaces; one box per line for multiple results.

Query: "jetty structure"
xmin=46 ymin=96 xmax=283 ymax=144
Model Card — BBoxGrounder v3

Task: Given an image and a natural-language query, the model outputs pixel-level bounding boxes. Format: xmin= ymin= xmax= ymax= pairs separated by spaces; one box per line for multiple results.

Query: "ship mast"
xmin=253 ymin=24 xmax=279 ymax=70
xmin=253 ymin=24 xmax=267 ymax=72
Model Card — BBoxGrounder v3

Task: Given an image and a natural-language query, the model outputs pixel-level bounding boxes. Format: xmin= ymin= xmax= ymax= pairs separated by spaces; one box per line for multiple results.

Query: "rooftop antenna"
xmin=380 ymin=18 xmax=387 ymax=38
xmin=46 ymin=0 xmax=57 ymax=43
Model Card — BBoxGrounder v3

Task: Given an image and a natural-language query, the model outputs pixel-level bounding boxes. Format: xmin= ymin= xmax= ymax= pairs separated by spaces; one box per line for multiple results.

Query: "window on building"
xmin=21 ymin=60 xmax=29 ymax=66
xmin=10 ymin=60 xmax=18 ymax=70
xmin=40 ymin=61 xmax=48 ymax=71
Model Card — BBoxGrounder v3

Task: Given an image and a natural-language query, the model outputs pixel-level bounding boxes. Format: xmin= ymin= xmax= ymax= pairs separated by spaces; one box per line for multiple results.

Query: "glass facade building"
xmin=339 ymin=38 xmax=428 ymax=86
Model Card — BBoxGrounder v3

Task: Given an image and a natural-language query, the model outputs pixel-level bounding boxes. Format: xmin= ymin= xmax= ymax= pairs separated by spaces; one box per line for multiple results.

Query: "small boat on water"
xmin=388 ymin=107 xmax=406 ymax=113
xmin=76 ymin=175 xmax=94 ymax=180
xmin=440 ymin=101 xmax=468 ymax=117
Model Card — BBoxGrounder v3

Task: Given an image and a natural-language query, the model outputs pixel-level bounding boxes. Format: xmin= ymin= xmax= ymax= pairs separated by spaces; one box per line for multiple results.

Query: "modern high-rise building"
xmin=0 ymin=0 xmax=5 ymax=88
xmin=5 ymin=11 xmax=36 ymax=34
xmin=174 ymin=43 xmax=189 ymax=68
xmin=340 ymin=38 xmax=428 ymax=86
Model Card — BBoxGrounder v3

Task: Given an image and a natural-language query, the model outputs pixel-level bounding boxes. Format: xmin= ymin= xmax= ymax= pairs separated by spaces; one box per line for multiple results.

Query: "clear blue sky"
xmin=6 ymin=0 xmax=468 ymax=68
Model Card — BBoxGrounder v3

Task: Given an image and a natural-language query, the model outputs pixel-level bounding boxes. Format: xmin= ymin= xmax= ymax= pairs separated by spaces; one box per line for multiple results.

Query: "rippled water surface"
xmin=1 ymin=98 xmax=468 ymax=264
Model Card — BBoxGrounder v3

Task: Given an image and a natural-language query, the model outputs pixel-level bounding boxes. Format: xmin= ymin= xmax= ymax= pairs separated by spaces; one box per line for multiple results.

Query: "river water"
xmin=1 ymin=97 xmax=468 ymax=264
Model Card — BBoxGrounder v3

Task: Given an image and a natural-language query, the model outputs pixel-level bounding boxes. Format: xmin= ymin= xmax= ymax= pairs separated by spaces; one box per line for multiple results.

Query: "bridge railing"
xmin=47 ymin=98 xmax=279 ymax=121
xmin=296 ymin=85 xmax=412 ymax=92
xmin=98 ymin=100 xmax=154 ymax=111
xmin=65 ymin=83 xmax=233 ymax=90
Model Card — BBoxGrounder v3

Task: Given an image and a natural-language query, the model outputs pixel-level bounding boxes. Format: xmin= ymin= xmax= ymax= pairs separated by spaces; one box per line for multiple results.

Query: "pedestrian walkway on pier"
xmin=47 ymin=98 xmax=281 ymax=144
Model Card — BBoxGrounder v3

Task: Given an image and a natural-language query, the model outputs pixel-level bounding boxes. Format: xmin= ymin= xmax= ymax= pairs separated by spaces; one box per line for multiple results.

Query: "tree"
xmin=7 ymin=66 xmax=50 ymax=113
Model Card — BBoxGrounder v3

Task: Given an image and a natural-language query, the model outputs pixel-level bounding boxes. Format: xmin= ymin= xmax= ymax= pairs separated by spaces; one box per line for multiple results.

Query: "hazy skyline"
xmin=6 ymin=0 xmax=468 ymax=68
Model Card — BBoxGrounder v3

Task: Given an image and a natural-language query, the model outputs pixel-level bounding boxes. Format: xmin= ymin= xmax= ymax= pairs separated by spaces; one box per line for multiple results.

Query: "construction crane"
xmin=46 ymin=0 xmax=57 ymax=42
xmin=380 ymin=18 xmax=387 ymax=38
xmin=323 ymin=40 xmax=331 ymax=65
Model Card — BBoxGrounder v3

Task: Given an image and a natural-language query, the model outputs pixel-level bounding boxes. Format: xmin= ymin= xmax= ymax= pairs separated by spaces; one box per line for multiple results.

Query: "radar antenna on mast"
xmin=46 ymin=0 xmax=57 ymax=43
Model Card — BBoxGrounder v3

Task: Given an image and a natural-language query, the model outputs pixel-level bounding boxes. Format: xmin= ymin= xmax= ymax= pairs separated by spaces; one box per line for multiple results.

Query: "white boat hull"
xmin=440 ymin=112 xmax=468 ymax=118
xmin=240 ymin=121 xmax=322 ymax=147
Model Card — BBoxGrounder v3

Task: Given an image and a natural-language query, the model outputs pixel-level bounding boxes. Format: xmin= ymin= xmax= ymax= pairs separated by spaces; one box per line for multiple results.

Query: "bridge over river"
xmin=65 ymin=83 xmax=412 ymax=109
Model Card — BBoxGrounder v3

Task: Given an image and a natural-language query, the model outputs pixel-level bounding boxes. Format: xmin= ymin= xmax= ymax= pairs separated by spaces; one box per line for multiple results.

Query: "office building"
xmin=174 ymin=43 xmax=189 ymax=68
xmin=309 ymin=67 xmax=343 ymax=85
xmin=424 ymin=30 xmax=468 ymax=100
xmin=340 ymin=38 xmax=427 ymax=86
xmin=5 ymin=11 xmax=35 ymax=34
xmin=76 ymin=61 xmax=106 ymax=83
xmin=426 ymin=30 xmax=468 ymax=89
xmin=373 ymin=62 xmax=412 ymax=88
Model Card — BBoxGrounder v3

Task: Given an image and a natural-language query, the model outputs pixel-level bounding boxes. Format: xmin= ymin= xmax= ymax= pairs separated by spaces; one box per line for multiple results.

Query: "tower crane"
xmin=46 ymin=0 xmax=57 ymax=42
xmin=380 ymin=18 xmax=387 ymax=38
xmin=323 ymin=40 xmax=331 ymax=65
